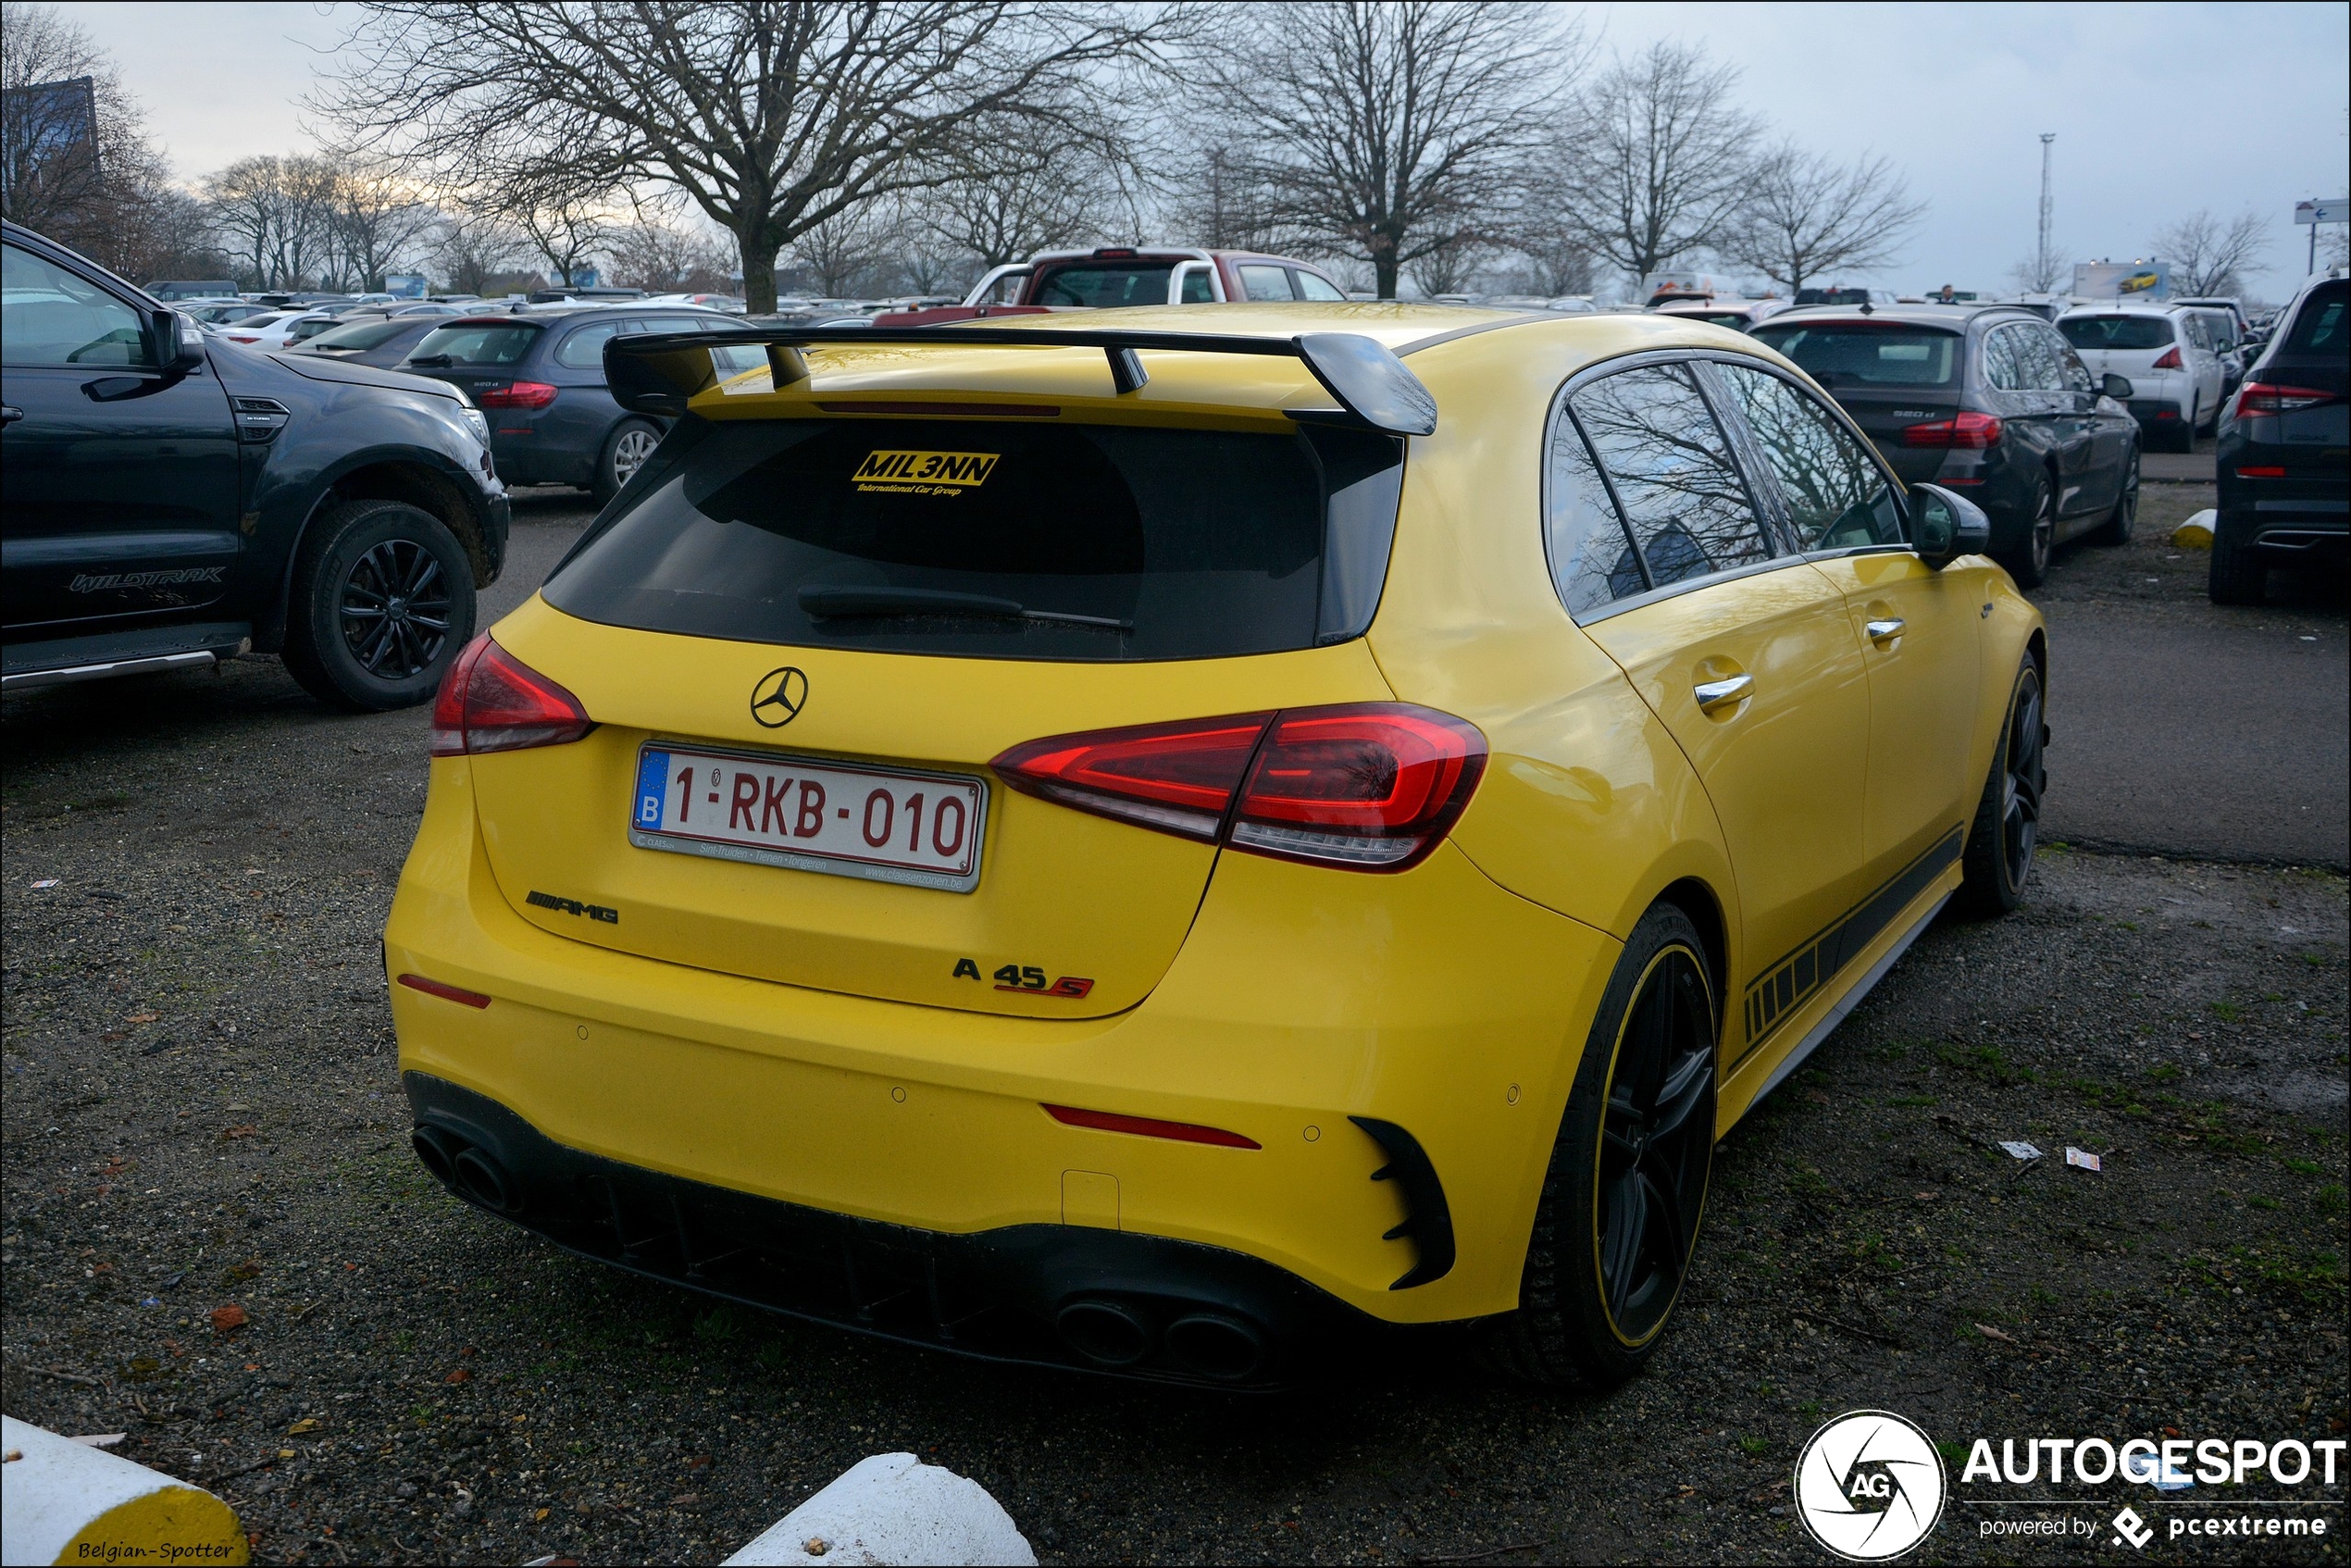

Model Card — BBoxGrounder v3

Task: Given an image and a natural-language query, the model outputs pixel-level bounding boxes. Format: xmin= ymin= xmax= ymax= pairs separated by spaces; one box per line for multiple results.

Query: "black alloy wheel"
xmin=1957 ymin=659 xmax=2046 ymax=917
xmin=282 ymin=498 xmax=477 ymax=711
xmin=2089 ymin=444 xmax=2139 ymax=545
xmin=339 ymin=537 xmax=453 ymax=681
xmin=1593 ymin=947 xmax=1716 ymax=1346
xmin=1479 ymin=902 xmax=1718 ymax=1389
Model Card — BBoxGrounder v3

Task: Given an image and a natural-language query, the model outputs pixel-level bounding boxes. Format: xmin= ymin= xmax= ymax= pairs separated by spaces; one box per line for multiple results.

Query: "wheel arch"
xmin=1652 ymin=876 xmax=1730 ymax=1038
xmin=261 ymin=454 xmax=493 ymax=651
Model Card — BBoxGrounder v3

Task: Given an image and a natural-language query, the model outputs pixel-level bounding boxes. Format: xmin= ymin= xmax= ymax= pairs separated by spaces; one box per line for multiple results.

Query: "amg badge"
xmin=528 ymin=890 xmax=618 ymax=924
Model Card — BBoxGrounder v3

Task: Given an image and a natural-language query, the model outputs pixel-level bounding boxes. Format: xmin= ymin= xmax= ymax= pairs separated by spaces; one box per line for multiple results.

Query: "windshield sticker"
xmin=853 ymin=449 xmax=1001 ymax=495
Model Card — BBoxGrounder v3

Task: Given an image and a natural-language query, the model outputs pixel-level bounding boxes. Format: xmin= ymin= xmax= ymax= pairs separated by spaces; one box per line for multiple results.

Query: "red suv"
xmin=873 ymin=246 xmax=1351 ymax=326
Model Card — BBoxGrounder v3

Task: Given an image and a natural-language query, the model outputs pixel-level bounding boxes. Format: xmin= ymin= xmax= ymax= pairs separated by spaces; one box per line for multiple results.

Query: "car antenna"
xmin=1859 ymin=300 xmax=1874 ymax=316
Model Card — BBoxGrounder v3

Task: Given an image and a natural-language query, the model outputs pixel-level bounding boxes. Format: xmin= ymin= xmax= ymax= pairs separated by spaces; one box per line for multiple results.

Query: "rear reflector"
xmin=2235 ymin=466 xmax=2288 ymax=478
xmin=1901 ymin=411 xmax=2002 ymax=449
xmin=1044 ymin=1103 xmax=1261 ymax=1149
xmin=994 ymin=703 xmax=1486 ymax=873
xmin=429 ymin=635 xmax=594 ymax=757
xmin=398 ymin=973 xmax=491 ymax=1008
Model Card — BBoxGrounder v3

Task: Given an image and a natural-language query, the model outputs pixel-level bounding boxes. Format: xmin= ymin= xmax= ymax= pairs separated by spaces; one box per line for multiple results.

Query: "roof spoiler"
xmin=604 ymin=325 xmax=1439 ymax=435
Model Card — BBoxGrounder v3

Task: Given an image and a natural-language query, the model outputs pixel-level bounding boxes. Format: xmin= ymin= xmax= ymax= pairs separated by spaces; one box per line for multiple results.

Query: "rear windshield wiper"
xmin=798 ymin=585 xmax=1132 ymax=632
xmin=404 ymin=353 xmax=454 ymax=367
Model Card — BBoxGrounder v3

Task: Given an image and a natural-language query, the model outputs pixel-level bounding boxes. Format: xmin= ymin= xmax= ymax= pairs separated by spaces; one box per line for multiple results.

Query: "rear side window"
xmin=544 ymin=418 xmax=1404 ymax=662
xmin=2284 ymin=282 xmax=2346 ymax=353
xmin=1568 ymin=364 xmax=1771 ymax=587
xmin=1297 ymin=271 xmax=1348 ymax=302
xmin=1033 ymin=263 xmax=1176 ymax=308
xmin=1238 ymin=264 xmax=1295 ymax=301
xmin=1713 ymin=364 xmax=1904 ymax=552
xmin=2057 ymin=316 xmax=2173 ymax=352
xmin=409 ymin=320 xmax=541 ymax=365
xmin=1749 ymin=323 xmax=1959 ymax=388
xmin=554 ymin=319 xmax=630 ymax=368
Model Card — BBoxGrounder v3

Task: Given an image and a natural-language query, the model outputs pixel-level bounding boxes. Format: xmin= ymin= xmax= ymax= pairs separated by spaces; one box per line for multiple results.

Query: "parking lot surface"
xmin=4 ymin=488 xmax=2345 ymax=1565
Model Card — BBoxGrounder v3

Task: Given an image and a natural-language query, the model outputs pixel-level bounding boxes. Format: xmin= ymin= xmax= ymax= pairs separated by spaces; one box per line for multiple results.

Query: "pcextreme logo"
xmin=1794 ymin=1411 xmax=1947 ymax=1562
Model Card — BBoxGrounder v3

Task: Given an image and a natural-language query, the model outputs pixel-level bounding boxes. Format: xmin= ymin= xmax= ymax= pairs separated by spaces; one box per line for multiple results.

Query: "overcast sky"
xmin=55 ymin=0 xmax=2351 ymax=302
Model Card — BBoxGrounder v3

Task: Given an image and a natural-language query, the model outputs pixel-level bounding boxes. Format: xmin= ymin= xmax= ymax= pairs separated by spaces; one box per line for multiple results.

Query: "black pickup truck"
xmin=2 ymin=220 xmax=509 ymax=709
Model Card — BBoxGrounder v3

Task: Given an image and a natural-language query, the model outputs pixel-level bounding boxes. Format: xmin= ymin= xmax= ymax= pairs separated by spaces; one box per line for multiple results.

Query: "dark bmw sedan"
xmin=2210 ymin=274 xmax=2347 ymax=604
xmin=397 ymin=304 xmax=737 ymax=502
xmin=1752 ymin=305 xmax=2141 ymax=587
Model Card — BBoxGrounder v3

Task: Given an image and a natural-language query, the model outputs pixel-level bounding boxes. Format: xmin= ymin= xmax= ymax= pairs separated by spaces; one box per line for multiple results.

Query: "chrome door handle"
xmin=0 ymin=404 xmax=21 ymax=425
xmin=1866 ymin=617 xmax=1907 ymax=645
xmin=1694 ymin=674 xmax=1753 ymax=713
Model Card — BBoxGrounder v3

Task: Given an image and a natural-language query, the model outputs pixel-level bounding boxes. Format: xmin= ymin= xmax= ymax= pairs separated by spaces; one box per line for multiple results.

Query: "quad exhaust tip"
xmin=1054 ymin=1298 xmax=1267 ymax=1381
xmin=412 ymin=1123 xmax=521 ymax=1213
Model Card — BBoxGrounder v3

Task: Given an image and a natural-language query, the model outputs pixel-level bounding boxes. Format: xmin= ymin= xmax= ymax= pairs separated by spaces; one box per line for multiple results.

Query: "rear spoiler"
xmin=604 ymin=325 xmax=1439 ymax=435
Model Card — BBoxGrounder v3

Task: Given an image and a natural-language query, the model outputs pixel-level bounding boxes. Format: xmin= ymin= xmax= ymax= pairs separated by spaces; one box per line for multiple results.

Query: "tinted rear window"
xmin=2284 ymin=282 xmax=2347 ymax=354
xmin=543 ymin=418 xmax=1404 ymax=661
xmin=1032 ymin=263 xmax=1179 ymax=308
xmin=408 ymin=320 xmax=541 ymax=365
xmin=2057 ymin=316 xmax=2174 ymax=352
xmin=308 ymin=318 xmax=413 ymax=351
xmin=1749 ymin=324 xmax=1959 ymax=387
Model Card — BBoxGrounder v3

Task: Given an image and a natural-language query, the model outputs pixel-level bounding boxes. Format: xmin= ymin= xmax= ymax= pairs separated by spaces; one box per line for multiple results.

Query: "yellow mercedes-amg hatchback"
xmin=386 ymin=304 xmax=2046 ymax=1388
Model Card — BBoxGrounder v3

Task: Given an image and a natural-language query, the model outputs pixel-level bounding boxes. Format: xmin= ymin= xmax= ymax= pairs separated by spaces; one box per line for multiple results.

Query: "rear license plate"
xmin=628 ymin=743 xmax=987 ymax=892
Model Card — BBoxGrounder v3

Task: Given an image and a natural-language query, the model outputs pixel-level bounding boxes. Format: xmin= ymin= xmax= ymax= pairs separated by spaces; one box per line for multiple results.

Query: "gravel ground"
xmin=5 ymin=493 xmax=2345 ymax=1566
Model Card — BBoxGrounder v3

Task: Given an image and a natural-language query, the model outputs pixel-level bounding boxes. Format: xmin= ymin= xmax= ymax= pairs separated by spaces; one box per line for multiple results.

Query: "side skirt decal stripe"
xmin=1735 ymin=826 xmax=1964 ymax=1069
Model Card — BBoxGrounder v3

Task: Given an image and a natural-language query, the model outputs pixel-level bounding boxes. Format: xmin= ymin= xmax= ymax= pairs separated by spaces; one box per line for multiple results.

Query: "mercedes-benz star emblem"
xmin=750 ymin=666 xmax=809 ymax=728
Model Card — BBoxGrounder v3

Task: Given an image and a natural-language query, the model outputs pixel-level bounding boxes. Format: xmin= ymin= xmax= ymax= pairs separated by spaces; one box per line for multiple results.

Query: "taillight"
xmin=2234 ymin=466 xmax=2287 ymax=478
xmin=1902 ymin=412 xmax=2003 ymax=449
xmin=2236 ymin=381 xmax=2335 ymax=415
xmin=2150 ymin=346 xmax=2183 ymax=370
xmin=477 ymin=380 xmax=558 ymax=409
xmin=993 ymin=703 xmax=1486 ymax=873
xmin=429 ymin=635 xmax=593 ymax=757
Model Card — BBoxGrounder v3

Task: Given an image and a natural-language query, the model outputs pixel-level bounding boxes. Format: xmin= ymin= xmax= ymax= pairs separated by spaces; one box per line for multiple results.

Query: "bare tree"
xmin=205 ymin=156 xmax=291 ymax=287
xmin=1167 ymin=143 xmax=1284 ymax=253
xmin=1546 ymin=41 xmax=1761 ymax=294
xmin=1 ymin=1 xmax=179 ymax=275
xmin=2151 ymin=208 xmax=2267 ymax=296
xmin=329 ymin=157 xmax=438 ymax=290
xmin=1727 ymin=143 xmax=1923 ymax=297
xmin=428 ymin=206 xmax=533 ymax=295
xmin=608 ymin=208 xmax=734 ymax=292
xmin=513 ymin=187 xmax=616 ymax=288
xmin=1408 ymin=239 xmax=1490 ymax=297
xmin=1191 ymin=2 xmax=1580 ymax=299
xmin=1505 ymin=230 xmax=1597 ymax=296
xmin=791 ymin=202 xmax=897 ymax=295
xmin=911 ymin=135 xmax=1112 ymax=270
xmin=321 ymin=3 xmax=1177 ymax=314
xmin=2006 ymin=249 xmax=2070 ymax=294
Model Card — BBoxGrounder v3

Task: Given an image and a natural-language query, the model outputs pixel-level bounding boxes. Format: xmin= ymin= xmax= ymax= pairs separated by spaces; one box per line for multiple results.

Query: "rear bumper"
xmin=386 ymin=757 xmax=1618 ymax=1350
xmin=404 ymin=1072 xmax=1386 ymax=1388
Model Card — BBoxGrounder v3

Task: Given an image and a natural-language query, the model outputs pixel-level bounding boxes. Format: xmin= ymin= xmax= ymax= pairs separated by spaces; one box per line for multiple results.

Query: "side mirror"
xmin=153 ymin=308 xmax=205 ymax=371
xmin=1910 ymin=482 xmax=1993 ymax=569
xmin=2100 ymin=372 xmax=2134 ymax=400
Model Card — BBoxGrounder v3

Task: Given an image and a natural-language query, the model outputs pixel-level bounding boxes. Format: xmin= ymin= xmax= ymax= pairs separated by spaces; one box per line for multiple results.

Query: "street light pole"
xmin=2037 ymin=133 xmax=2057 ymax=292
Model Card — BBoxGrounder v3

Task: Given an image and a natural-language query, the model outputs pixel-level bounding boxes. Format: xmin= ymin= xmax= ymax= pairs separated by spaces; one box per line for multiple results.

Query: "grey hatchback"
xmin=1752 ymin=305 xmax=2142 ymax=588
xmin=398 ymin=304 xmax=738 ymax=501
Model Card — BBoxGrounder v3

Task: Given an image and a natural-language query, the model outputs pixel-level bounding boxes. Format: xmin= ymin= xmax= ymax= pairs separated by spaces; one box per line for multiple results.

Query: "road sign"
xmin=2294 ymin=198 xmax=2347 ymax=225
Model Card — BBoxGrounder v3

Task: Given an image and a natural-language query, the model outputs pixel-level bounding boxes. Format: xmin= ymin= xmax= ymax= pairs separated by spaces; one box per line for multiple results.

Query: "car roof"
xmin=1754 ymin=304 xmax=2028 ymax=330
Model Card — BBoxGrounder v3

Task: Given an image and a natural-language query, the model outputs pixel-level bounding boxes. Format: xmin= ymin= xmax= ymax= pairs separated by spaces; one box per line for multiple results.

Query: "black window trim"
xmin=1539 ymin=347 xmax=1911 ymax=628
xmin=1697 ymin=351 xmax=1918 ymax=565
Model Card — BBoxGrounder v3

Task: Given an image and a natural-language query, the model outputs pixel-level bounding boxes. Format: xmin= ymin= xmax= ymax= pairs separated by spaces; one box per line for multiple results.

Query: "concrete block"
xmin=2 ymin=1414 xmax=247 ymax=1566
xmin=723 ymin=1451 xmax=1036 ymax=1567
